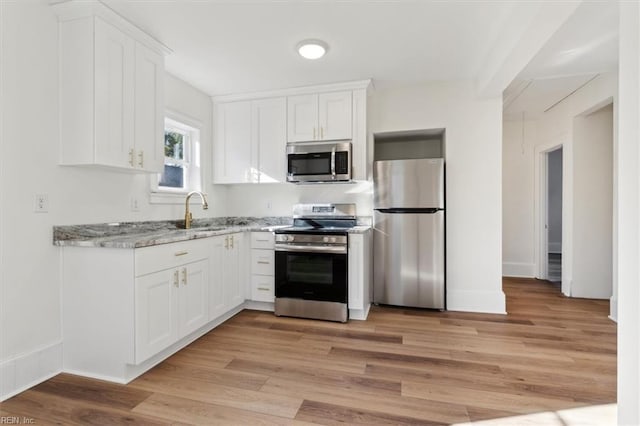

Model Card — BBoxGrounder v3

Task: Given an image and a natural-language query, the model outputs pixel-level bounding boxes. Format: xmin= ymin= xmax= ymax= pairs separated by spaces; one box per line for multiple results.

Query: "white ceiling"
xmin=503 ymin=1 xmax=618 ymax=120
xmin=103 ymin=0 xmax=524 ymax=96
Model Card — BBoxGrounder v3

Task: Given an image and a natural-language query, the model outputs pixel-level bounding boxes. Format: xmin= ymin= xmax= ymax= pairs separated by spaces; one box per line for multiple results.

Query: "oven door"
xmin=275 ymin=249 xmax=347 ymax=303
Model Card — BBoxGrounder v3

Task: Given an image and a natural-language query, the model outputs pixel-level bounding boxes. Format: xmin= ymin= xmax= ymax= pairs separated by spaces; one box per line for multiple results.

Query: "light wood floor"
xmin=0 ymin=278 xmax=616 ymax=425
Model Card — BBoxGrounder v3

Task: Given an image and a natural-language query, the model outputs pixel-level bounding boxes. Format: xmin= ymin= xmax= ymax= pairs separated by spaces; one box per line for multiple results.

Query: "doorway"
xmin=546 ymin=147 xmax=563 ymax=285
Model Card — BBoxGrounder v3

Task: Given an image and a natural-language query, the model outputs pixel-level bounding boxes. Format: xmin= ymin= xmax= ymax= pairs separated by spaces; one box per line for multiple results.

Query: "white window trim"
xmin=150 ymin=110 xmax=203 ymax=205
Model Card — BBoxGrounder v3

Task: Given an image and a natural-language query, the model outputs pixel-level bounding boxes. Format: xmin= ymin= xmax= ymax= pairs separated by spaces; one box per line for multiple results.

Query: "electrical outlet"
xmin=131 ymin=196 xmax=140 ymax=212
xmin=35 ymin=194 xmax=49 ymax=213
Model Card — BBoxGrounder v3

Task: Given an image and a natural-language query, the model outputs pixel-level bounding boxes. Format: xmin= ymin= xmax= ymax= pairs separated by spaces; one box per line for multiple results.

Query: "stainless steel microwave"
xmin=286 ymin=141 xmax=352 ymax=183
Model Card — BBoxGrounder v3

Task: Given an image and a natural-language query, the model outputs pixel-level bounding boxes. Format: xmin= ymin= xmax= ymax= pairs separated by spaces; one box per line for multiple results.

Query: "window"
xmin=151 ymin=114 xmax=202 ymax=198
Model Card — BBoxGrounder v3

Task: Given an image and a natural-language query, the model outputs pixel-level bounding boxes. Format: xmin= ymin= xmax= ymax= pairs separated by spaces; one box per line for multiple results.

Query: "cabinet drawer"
xmin=251 ymin=275 xmax=274 ymax=302
xmin=135 ymin=238 xmax=211 ymax=277
xmin=251 ymin=249 xmax=274 ymax=275
xmin=251 ymin=232 xmax=275 ymax=249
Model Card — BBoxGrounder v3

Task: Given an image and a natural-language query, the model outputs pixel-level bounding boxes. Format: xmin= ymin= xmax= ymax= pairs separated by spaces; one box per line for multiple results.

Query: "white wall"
xmin=572 ymin=104 xmax=613 ymax=299
xmin=225 ymin=182 xmax=372 ymax=217
xmin=0 ymin=0 xmax=224 ymax=400
xmin=617 ymin=2 xmax=640 ymax=422
xmin=502 ymin=73 xmax=616 ymax=295
xmin=502 ymin=119 xmax=537 ymax=277
xmin=547 ymin=148 xmax=563 ymax=253
xmin=367 ymin=81 xmax=505 ymax=314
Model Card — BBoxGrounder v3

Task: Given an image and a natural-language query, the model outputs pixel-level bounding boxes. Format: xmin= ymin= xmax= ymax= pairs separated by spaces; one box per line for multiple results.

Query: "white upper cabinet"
xmin=213 ymin=98 xmax=286 ymax=184
xmin=93 ymin=18 xmax=135 ymax=169
xmin=134 ymin=42 xmax=165 ymax=172
xmin=287 ymin=91 xmax=352 ymax=142
xmin=253 ymin=98 xmax=286 ymax=183
xmin=212 ymin=80 xmax=370 ymax=183
xmin=214 ymin=101 xmax=254 ymax=183
xmin=287 ymin=94 xmax=318 ymax=142
xmin=55 ymin=1 xmax=169 ymax=173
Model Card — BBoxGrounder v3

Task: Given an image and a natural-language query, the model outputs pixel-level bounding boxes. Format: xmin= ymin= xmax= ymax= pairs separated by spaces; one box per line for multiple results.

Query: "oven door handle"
xmin=275 ymin=244 xmax=347 ymax=254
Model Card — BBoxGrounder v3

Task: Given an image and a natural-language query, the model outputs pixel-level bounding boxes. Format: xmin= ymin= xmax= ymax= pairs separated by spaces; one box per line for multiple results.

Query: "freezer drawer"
xmin=373 ymin=210 xmax=445 ymax=309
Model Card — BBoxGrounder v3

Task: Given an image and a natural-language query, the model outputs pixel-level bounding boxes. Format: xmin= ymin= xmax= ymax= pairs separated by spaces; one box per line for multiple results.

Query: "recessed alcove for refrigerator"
xmin=373 ymin=128 xmax=445 ymax=161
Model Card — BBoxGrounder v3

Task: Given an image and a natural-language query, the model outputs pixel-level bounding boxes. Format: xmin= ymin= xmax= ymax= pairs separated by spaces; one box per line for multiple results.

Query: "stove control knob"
xmin=323 ymin=236 xmax=329 ymax=243
xmin=330 ymin=237 xmax=336 ymax=243
xmin=288 ymin=235 xmax=295 ymax=242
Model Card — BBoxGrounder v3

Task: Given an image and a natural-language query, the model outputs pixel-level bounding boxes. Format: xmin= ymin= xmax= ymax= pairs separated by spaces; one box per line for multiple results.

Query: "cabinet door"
xmin=135 ymin=268 xmax=178 ymax=364
xmin=225 ymin=234 xmax=245 ymax=309
xmin=253 ymin=98 xmax=286 ymax=182
xmin=214 ymin=101 xmax=254 ymax=183
xmin=318 ymin=91 xmax=352 ymax=141
xmin=287 ymin=94 xmax=318 ymax=142
xmin=94 ymin=18 xmax=135 ymax=168
xmin=178 ymin=259 xmax=209 ymax=338
xmin=134 ymin=42 xmax=164 ymax=172
xmin=209 ymin=236 xmax=226 ymax=320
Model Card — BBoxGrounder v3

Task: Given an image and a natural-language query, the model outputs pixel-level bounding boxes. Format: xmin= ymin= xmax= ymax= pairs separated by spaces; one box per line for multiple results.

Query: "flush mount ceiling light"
xmin=297 ymin=39 xmax=328 ymax=60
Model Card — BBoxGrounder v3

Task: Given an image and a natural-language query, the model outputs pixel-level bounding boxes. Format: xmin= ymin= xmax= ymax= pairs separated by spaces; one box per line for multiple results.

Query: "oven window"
xmin=289 ymin=154 xmax=331 ymax=175
xmin=275 ymin=251 xmax=348 ymax=303
xmin=288 ymin=254 xmax=333 ymax=285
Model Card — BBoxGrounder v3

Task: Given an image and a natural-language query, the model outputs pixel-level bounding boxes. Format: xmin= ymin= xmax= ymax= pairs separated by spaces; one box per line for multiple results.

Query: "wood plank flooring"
xmin=0 ymin=278 xmax=616 ymax=425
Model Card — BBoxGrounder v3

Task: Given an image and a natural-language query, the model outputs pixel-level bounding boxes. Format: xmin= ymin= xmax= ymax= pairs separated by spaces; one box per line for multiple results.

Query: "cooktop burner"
xmin=275 ymin=203 xmax=358 ymax=235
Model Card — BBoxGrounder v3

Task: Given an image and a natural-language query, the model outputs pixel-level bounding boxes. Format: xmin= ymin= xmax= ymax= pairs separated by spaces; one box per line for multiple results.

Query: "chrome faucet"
xmin=184 ymin=191 xmax=209 ymax=229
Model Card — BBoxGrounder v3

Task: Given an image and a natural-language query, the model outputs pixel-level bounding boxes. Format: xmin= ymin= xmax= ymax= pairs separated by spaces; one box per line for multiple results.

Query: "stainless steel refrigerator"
xmin=373 ymin=158 xmax=445 ymax=309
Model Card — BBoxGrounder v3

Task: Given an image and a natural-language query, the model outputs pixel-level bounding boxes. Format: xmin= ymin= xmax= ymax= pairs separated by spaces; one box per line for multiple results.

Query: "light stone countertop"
xmin=53 ymin=217 xmax=371 ymax=249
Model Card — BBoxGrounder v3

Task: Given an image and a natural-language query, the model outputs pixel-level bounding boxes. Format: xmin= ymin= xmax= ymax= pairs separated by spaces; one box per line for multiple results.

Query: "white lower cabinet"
xmin=249 ymin=232 xmax=275 ymax=303
xmin=60 ymin=228 xmax=371 ymax=384
xmin=209 ymin=233 xmax=246 ymax=320
xmin=135 ymin=258 xmax=209 ymax=364
xmin=348 ymin=230 xmax=372 ymax=320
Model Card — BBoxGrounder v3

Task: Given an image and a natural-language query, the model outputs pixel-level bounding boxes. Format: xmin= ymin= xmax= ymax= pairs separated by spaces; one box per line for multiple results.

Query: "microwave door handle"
xmin=331 ymin=147 xmax=336 ymax=179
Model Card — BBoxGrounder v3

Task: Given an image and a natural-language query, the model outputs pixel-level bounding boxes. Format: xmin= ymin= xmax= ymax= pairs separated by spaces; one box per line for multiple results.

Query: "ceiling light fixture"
xmin=297 ymin=39 xmax=328 ymax=60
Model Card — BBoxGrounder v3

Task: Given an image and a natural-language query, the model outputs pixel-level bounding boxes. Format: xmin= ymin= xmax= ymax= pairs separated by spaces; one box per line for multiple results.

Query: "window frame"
xmin=150 ymin=111 xmax=203 ymax=203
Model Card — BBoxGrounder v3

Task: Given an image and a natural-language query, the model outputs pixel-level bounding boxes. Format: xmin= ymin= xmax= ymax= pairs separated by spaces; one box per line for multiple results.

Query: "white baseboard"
xmin=447 ymin=289 xmax=506 ymax=314
xmin=609 ymin=296 xmax=618 ymax=322
xmin=349 ymin=303 xmax=371 ymax=321
xmin=1 ymin=341 xmax=62 ymax=402
xmin=244 ymin=301 xmax=275 ymax=312
xmin=548 ymin=242 xmax=562 ymax=253
xmin=502 ymin=262 xmax=536 ymax=278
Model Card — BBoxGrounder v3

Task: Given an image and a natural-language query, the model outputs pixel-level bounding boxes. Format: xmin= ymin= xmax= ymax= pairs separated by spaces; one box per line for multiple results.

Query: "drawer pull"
xmin=174 ymin=251 xmax=189 ymax=257
xmin=257 ymin=287 xmax=270 ymax=291
xmin=173 ymin=270 xmax=179 ymax=288
xmin=255 ymin=239 xmax=270 ymax=242
xmin=182 ymin=267 xmax=187 ymax=285
xmin=257 ymin=260 xmax=270 ymax=264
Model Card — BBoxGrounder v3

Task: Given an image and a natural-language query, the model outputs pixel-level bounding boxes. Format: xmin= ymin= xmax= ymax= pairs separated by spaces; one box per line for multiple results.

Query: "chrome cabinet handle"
xmin=320 ymin=127 xmax=324 ymax=139
xmin=174 ymin=251 xmax=188 ymax=257
xmin=313 ymin=127 xmax=316 ymax=140
xmin=182 ymin=267 xmax=187 ymax=285
xmin=128 ymin=149 xmax=135 ymax=167
xmin=138 ymin=150 xmax=144 ymax=168
xmin=224 ymin=236 xmax=229 ymax=249
xmin=257 ymin=287 xmax=270 ymax=291
xmin=173 ymin=270 xmax=179 ymax=288
xmin=230 ymin=235 xmax=234 ymax=249
xmin=257 ymin=260 xmax=270 ymax=264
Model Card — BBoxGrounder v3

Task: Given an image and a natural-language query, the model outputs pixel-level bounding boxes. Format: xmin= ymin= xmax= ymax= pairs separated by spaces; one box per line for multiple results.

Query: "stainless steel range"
xmin=274 ymin=203 xmax=357 ymax=322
